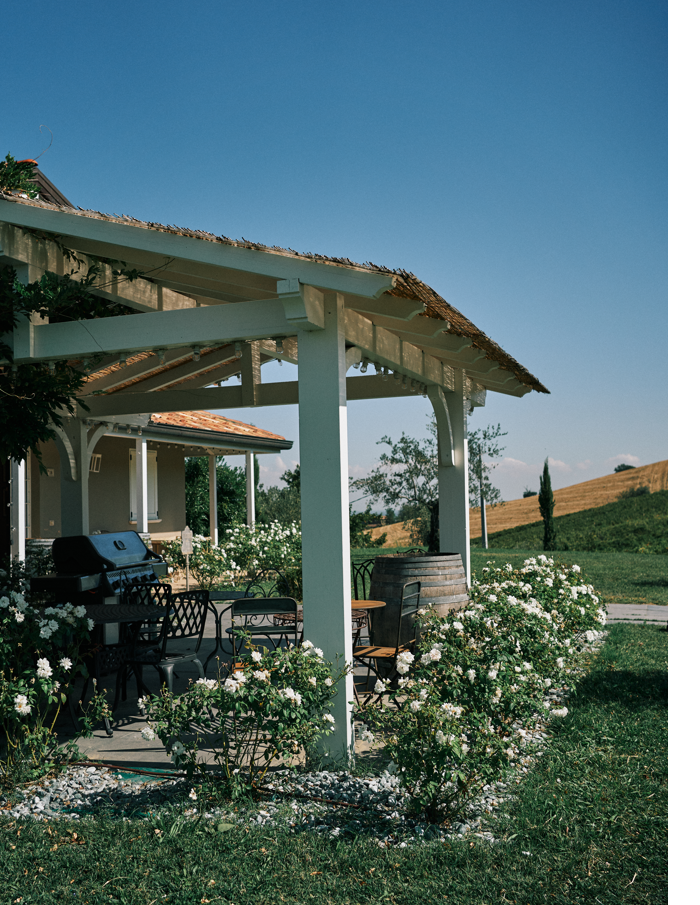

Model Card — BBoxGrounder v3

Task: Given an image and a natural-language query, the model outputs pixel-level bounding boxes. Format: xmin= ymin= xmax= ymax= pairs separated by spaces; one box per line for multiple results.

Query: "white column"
xmin=134 ymin=438 xmax=148 ymax=536
xmin=10 ymin=458 xmax=26 ymax=561
xmin=245 ymin=451 xmax=256 ymax=527
xmin=297 ymin=292 xmax=353 ymax=759
xmin=438 ymin=371 xmax=471 ymax=586
xmin=208 ymin=454 xmax=218 ymax=545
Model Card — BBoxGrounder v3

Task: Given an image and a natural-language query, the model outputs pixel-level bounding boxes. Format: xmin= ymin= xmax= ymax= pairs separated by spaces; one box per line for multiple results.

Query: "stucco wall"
xmin=30 ymin=443 xmax=62 ymax=538
xmin=30 ymin=435 xmax=186 ymax=537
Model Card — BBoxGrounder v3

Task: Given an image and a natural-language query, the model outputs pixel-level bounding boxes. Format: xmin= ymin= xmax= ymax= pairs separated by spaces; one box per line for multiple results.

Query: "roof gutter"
xmin=100 ymin=422 xmax=292 ymax=454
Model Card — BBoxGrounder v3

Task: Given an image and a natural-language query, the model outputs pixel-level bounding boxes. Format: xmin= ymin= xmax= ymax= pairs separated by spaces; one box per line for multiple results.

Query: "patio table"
xmin=204 ymin=591 xmax=250 ymax=672
xmin=72 ymin=603 xmax=169 ymax=736
xmin=203 ymin=595 xmax=386 ymax=672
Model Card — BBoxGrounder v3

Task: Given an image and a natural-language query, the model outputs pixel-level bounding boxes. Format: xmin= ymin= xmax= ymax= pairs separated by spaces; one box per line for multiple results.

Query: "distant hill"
xmin=487 ymin=489 xmax=668 ymax=553
xmin=370 ymin=460 xmax=668 ymax=546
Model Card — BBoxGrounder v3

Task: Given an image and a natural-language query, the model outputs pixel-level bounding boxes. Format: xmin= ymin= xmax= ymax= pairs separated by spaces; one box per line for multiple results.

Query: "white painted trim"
xmin=246 ymin=451 xmax=255 ymax=528
xmin=0 ymin=201 xmax=397 ymax=299
xmin=10 ymin=459 xmax=26 ymax=562
xmin=209 ymin=454 xmax=218 ymax=546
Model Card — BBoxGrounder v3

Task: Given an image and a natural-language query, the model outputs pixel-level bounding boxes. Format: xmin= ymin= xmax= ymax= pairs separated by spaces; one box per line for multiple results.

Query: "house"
xmin=25 ymin=409 xmax=292 ymax=543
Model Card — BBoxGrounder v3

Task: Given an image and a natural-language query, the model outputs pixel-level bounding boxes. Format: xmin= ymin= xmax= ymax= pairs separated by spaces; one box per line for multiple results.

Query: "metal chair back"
xmin=230 ymin=596 xmax=299 ymax=652
xmin=394 ymin=580 xmax=422 ymax=653
xmin=352 ymin=558 xmax=375 ymax=600
xmin=160 ymin=589 xmax=209 ymax=660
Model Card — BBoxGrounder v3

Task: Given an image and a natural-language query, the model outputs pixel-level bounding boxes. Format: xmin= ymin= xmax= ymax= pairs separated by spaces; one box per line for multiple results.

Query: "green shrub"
xmin=141 ymin=638 xmax=348 ymax=795
xmin=0 ymin=583 xmax=105 ymax=785
xmin=358 ymin=555 xmax=605 ymax=822
xmin=617 ymin=483 xmax=650 ymax=499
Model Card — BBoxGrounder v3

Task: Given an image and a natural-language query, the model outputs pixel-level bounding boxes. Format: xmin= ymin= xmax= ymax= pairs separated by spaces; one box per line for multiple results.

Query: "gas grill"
xmin=31 ymin=531 xmax=168 ymax=604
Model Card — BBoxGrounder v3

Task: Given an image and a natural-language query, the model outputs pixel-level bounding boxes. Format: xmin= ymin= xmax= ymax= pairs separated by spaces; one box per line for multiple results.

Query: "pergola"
xmin=0 ymin=187 xmax=548 ymax=755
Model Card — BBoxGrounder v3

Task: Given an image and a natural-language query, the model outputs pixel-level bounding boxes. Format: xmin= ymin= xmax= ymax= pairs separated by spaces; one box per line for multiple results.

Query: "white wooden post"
xmin=208 ymin=454 xmax=218 ymax=545
xmin=9 ymin=458 xmax=26 ymax=561
xmin=438 ymin=371 xmax=471 ymax=586
xmin=297 ymin=291 xmax=353 ymax=759
xmin=245 ymin=451 xmax=256 ymax=527
xmin=134 ymin=438 xmax=148 ymax=537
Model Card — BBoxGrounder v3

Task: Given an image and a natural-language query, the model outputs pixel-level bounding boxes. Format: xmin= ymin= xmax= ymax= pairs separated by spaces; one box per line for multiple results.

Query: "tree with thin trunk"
xmin=539 ymin=458 xmax=556 ymax=551
xmin=351 ymin=417 xmax=506 ymax=552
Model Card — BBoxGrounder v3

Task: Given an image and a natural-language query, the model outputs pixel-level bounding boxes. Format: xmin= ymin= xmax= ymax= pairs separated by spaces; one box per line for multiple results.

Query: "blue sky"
xmin=3 ymin=0 xmax=667 ymax=503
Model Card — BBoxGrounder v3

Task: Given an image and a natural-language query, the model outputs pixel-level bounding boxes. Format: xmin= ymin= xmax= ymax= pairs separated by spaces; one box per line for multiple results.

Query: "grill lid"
xmin=51 ymin=531 xmax=160 ymax=574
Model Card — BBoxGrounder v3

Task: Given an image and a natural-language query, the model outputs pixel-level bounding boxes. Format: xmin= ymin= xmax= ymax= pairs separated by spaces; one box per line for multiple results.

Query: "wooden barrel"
xmin=368 ymin=553 xmax=469 ymax=648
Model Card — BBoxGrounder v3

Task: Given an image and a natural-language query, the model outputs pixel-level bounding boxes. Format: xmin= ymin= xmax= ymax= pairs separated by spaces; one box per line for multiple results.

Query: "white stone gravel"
xmin=0 ymin=631 xmax=607 ymax=847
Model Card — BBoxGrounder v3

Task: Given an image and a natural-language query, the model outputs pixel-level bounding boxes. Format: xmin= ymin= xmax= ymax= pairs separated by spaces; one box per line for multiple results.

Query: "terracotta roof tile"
xmin=149 ymin=411 xmax=286 ymax=441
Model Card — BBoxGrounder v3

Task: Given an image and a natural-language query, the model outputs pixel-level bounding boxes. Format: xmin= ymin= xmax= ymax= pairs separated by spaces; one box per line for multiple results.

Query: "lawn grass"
xmin=1 ymin=624 xmax=667 ymax=904
xmin=486 ymin=490 xmax=668 ymax=554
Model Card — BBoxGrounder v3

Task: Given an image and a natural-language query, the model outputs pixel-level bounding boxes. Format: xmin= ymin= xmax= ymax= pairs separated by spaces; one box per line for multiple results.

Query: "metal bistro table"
xmin=75 ymin=603 xmax=169 ymax=736
xmin=203 ymin=594 xmax=386 ymax=672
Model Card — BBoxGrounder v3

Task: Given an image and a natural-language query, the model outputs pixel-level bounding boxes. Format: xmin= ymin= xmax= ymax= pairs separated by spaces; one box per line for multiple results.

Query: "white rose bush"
xmin=358 ymin=556 xmax=607 ymax=822
xmin=162 ymin=521 xmax=302 ymax=591
xmin=0 ymin=585 xmax=105 ymax=783
xmin=141 ymin=634 xmax=347 ymax=797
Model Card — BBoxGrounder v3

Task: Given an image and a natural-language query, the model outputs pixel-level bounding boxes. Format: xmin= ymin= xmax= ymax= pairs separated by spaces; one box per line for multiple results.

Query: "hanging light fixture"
xmin=193 ymin=346 xmax=201 ymax=362
xmin=157 ymin=349 xmax=166 ymax=364
xmin=360 ymin=357 xmax=369 ymax=373
xmin=119 ymin=353 xmax=127 ymax=368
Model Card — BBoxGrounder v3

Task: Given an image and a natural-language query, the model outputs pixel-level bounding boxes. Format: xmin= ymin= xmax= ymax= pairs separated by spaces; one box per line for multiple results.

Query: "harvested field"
xmin=369 ymin=459 xmax=668 ymax=544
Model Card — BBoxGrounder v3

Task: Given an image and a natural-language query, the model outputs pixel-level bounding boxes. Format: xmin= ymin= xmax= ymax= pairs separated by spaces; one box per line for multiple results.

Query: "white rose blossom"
xmin=14 ymin=694 xmax=31 ymax=716
xmin=36 ymin=658 xmax=53 ymax=679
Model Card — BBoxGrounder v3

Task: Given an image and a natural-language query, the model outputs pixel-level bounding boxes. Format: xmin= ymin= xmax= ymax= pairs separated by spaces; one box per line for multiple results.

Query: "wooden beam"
xmin=11 ymin=297 xmax=293 ymax=363
xmin=78 ymin=348 xmax=193 ymax=394
xmin=0 ymin=224 xmax=198 ymax=312
xmin=0 ymin=199 xmax=397 ymax=299
xmin=109 ymin=345 xmax=239 ymax=394
xmin=344 ymin=294 xmax=425 ymax=321
xmin=369 ymin=313 xmax=452 ymax=340
xmin=77 ymin=374 xmax=423 ymax=417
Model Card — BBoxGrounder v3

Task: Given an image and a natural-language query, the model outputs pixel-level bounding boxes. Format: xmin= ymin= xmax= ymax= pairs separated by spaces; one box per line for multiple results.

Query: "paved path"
xmin=605 ymin=604 xmax=668 ymax=625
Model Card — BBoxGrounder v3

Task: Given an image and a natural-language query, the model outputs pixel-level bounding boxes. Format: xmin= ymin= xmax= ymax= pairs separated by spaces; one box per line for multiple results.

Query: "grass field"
xmin=352 ymin=548 xmax=668 ymax=608
xmin=1 ymin=623 xmax=667 ymax=904
xmin=485 ymin=490 xmax=668 ymax=554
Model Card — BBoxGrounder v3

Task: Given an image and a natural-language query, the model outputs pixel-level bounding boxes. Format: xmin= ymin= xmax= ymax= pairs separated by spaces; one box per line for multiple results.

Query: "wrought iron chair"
xmin=226 ymin=596 xmax=300 ymax=658
xmin=352 ymin=580 xmax=421 ymax=700
xmin=351 ymin=558 xmax=376 ymax=644
xmin=120 ymin=584 xmax=209 ymax=697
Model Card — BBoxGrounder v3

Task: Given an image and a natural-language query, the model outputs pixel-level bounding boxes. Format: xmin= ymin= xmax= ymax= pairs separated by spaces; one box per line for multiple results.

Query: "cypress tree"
xmin=539 ymin=458 xmax=556 ymax=550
